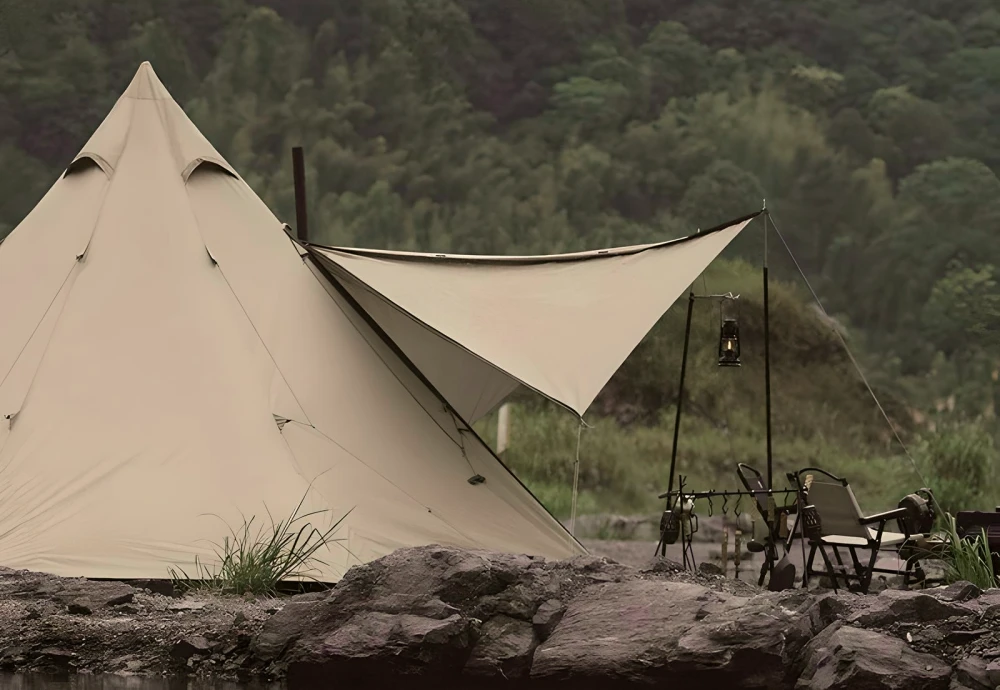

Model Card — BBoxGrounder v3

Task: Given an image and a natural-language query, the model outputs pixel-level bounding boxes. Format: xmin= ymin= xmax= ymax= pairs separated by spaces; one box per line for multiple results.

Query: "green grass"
xmin=940 ymin=512 xmax=998 ymax=589
xmin=169 ymin=494 xmax=350 ymax=596
xmin=480 ymin=402 xmax=920 ymax=520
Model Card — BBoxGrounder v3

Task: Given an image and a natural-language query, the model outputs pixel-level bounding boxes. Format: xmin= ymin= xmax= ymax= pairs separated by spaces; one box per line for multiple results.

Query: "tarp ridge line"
xmin=308 ymin=210 xmax=764 ymax=267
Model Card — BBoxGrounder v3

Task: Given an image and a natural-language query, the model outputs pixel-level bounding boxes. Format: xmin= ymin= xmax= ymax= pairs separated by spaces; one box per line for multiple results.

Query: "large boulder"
xmin=795 ymin=623 xmax=951 ymax=690
xmin=847 ymin=590 xmax=978 ymax=628
xmin=257 ymin=545 xmax=630 ymax=684
xmin=530 ymin=580 xmax=809 ymax=688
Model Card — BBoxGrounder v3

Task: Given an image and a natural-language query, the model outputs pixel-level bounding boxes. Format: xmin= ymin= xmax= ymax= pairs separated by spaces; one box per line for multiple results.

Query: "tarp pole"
xmin=666 ymin=292 xmax=695 ymax=502
xmin=496 ymin=403 xmax=510 ymax=455
xmin=763 ymin=212 xmax=774 ymax=492
xmin=292 ymin=146 xmax=309 ymax=243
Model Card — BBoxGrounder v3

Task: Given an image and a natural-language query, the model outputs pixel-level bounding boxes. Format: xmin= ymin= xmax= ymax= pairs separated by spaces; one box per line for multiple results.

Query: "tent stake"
xmin=292 ymin=146 xmax=309 ymax=243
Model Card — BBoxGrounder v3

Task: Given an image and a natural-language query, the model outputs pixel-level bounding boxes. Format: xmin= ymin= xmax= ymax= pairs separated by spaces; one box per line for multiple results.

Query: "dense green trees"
xmin=2 ymin=0 xmax=999 ymax=431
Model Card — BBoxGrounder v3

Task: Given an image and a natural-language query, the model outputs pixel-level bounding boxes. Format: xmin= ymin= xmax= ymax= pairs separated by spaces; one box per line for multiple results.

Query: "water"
xmin=0 ymin=676 xmax=284 ymax=690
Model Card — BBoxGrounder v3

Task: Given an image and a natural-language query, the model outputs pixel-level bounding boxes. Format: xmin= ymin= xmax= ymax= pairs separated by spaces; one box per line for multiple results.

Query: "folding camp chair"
xmin=794 ymin=467 xmax=928 ymax=593
xmin=736 ymin=463 xmax=799 ymax=587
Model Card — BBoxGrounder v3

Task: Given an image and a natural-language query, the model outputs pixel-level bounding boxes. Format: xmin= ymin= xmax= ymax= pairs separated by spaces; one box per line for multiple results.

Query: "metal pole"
xmin=292 ymin=147 xmax=309 ymax=243
xmin=666 ymin=293 xmax=696 ymax=500
xmin=763 ymin=213 xmax=774 ymax=491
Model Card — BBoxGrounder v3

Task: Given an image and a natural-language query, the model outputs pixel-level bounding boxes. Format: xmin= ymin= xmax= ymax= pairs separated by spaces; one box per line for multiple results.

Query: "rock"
xmin=35 ymin=648 xmax=77 ymax=673
xmin=531 ymin=599 xmax=565 ymax=641
xmin=699 ymin=562 xmax=724 ymax=576
xmin=946 ymin=629 xmax=988 ymax=644
xmin=287 ymin=591 xmax=330 ymax=603
xmin=465 ymin=614 xmax=537 ymax=679
xmin=913 ymin=627 xmax=945 ymax=644
xmin=953 ymin=656 xmax=993 ymax=690
xmin=168 ymin=600 xmax=206 ymax=612
xmin=171 ymin=636 xmax=213 ymax=661
xmin=531 ymin=580 xmax=805 ymax=688
xmin=848 ymin=590 xmax=976 ymax=627
xmin=67 ymin=601 xmax=92 ymax=615
xmin=234 ymin=612 xmax=247 ymax=626
xmin=49 ymin=581 xmax=135 ymax=611
xmin=127 ymin=579 xmax=176 ymax=597
xmin=641 ymin=558 xmax=684 ymax=574
xmin=795 ymin=623 xmax=951 ymax=690
xmin=804 ymin=592 xmax=864 ymax=634
xmin=287 ymin=612 xmax=473 ymax=686
xmin=940 ymin=582 xmax=981 ymax=602
xmin=986 ymin=659 xmax=1000 ymax=686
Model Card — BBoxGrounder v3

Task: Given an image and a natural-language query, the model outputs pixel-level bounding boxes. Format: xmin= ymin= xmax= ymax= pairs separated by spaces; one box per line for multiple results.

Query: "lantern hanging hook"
xmin=707 ymin=493 xmax=714 ymax=517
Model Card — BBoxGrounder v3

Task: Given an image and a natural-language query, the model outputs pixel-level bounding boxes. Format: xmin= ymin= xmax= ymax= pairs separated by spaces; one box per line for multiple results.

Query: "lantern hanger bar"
xmin=658 ymin=487 xmax=798 ymax=500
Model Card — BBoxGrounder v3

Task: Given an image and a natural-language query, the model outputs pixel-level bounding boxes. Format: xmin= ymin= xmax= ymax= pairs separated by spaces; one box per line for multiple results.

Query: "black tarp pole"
xmin=292 ymin=146 xmax=309 ymax=243
xmin=666 ymin=293 xmax=696 ymax=502
xmin=763 ymin=212 xmax=774 ymax=492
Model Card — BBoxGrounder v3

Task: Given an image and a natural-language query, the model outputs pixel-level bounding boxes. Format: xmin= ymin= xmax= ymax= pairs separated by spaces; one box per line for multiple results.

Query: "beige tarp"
xmin=310 ymin=215 xmax=755 ymax=419
xmin=0 ymin=63 xmax=752 ymax=582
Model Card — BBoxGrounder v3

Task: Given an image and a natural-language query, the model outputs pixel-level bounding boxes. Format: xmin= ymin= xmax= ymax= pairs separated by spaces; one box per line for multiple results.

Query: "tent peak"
xmin=123 ymin=61 xmax=172 ymax=101
xmin=68 ymin=62 xmax=237 ymax=180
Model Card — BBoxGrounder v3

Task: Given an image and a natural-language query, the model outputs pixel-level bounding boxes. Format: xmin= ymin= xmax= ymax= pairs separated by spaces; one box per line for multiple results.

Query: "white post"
xmin=496 ymin=403 xmax=511 ymax=455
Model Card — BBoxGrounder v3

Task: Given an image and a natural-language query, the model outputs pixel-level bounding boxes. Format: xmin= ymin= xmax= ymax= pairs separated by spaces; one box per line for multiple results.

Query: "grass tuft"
xmin=940 ymin=512 xmax=998 ymax=590
xmin=169 ymin=492 xmax=351 ymax=596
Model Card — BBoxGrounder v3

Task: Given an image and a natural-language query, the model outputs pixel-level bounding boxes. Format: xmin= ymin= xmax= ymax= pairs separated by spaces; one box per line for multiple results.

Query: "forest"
xmin=2 ymin=0 xmax=999 ymax=516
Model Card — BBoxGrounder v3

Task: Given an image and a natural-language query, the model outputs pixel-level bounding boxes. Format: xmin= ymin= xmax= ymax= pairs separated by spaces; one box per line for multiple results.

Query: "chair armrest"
xmin=859 ymin=507 xmax=907 ymax=526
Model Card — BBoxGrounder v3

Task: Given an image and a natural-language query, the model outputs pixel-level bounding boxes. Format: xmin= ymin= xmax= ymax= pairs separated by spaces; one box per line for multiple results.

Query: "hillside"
xmin=2 ymin=0 xmax=998 ymax=515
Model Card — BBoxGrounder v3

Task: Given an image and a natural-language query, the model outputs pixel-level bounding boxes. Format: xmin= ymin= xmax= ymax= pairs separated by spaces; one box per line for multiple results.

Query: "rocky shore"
xmin=2 ymin=546 xmax=1000 ymax=689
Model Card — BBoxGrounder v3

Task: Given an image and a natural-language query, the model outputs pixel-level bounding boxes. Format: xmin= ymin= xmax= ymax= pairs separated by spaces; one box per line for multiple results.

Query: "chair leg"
xmin=817 ymin=546 xmax=839 ymax=592
xmin=831 ymin=546 xmax=850 ymax=591
xmin=860 ymin=545 xmax=880 ymax=594
xmin=804 ymin=544 xmax=818 ymax=588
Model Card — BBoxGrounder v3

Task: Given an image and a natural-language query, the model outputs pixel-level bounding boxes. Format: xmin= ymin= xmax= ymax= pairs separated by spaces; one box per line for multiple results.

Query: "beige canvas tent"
xmin=0 ymin=63 xmax=756 ymax=581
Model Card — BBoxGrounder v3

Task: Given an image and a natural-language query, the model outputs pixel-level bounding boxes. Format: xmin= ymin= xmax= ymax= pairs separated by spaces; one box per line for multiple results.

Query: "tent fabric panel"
xmin=0 ymin=97 xmax=320 ymax=580
xmin=188 ymin=170 xmax=583 ymax=569
xmin=310 ymin=218 xmax=751 ymax=417
xmin=0 ymin=164 xmax=109 ymax=418
xmin=331 ymin=267 xmax=521 ymax=424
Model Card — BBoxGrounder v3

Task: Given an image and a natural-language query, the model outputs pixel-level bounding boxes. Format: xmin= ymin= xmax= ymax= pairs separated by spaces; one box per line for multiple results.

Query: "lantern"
xmin=718 ymin=297 xmax=741 ymax=367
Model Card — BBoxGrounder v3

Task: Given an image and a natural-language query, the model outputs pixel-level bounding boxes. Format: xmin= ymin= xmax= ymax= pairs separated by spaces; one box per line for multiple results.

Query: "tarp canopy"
xmin=310 ymin=214 xmax=756 ymax=421
xmin=0 ymin=63 xmax=754 ymax=582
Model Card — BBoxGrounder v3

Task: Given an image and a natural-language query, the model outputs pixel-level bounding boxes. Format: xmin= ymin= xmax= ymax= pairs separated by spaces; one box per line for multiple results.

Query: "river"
xmin=0 ymin=676 xmax=284 ymax=690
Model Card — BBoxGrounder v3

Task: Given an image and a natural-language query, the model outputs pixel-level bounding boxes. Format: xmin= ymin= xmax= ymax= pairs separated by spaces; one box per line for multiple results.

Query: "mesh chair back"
xmin=807 ymin=478 xmax=869 ymax=540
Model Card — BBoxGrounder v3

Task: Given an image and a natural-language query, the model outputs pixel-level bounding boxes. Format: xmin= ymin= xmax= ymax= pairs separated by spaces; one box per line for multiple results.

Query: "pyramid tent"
xmin=0 ymin=63 xmax=755 ymax=581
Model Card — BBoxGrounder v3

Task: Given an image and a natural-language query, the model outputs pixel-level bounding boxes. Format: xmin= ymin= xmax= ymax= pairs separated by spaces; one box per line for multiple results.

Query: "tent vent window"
xmin=273 ymin=415 xmax=290 ymax=431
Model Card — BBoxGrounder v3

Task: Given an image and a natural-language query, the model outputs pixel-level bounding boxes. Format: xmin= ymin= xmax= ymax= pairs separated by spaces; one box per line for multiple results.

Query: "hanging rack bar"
xmin=658 ymin=487 xmax=798 ymax=500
